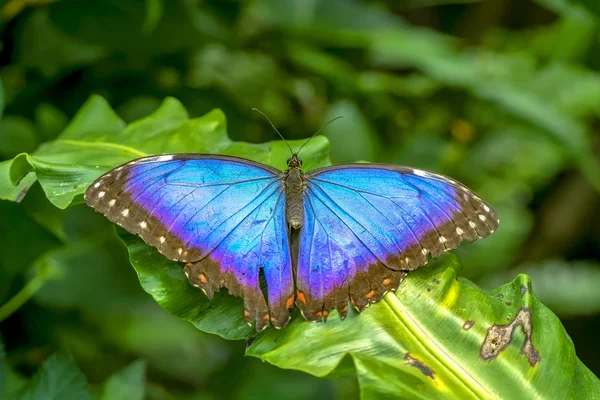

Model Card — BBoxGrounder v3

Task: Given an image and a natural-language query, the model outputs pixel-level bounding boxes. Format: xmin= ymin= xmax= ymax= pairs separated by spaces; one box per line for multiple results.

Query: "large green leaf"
xmin=3 ymin=96 xmax=598 ymax=397
xmin=126 ymin=228 xmax=599 ymax=398
xmin=247 ymin=255 xmax=599 ymax=398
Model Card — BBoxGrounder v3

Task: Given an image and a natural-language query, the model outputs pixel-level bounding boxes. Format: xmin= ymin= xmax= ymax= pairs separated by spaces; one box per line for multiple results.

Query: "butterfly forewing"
xmin=85 ymin=154 xmax=295 ymax=331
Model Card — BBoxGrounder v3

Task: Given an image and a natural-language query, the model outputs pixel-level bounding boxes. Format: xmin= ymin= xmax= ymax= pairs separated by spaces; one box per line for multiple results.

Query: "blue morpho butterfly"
xmin=85 ymin=122 xmax=498 ymax=331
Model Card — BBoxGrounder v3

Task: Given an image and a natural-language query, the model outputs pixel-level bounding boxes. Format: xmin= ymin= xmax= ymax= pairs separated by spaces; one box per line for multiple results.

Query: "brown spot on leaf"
xmin=496 ymin=293 xmax=504 ymax=299
xmin=505 ymin=301 xmax=512 ymax=306
xmin=404 ymin=353 xmax=435 ymax=379
xmin=480 ymin=307 xmax=541 ymax=367
xmin=463 ymin=320 xmax=475 ymax=330
xmin=432 ymin=278 xmax=441 ymax=285
xmin=426 ymin=287 xmax=431 ymax=292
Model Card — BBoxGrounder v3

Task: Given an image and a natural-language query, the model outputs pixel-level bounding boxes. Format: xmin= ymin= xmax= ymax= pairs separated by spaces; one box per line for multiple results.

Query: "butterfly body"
xmin=85 ymin=153 xmax=498 ymax=331
xmin=283 ymin=157 xmax=305 ymax=230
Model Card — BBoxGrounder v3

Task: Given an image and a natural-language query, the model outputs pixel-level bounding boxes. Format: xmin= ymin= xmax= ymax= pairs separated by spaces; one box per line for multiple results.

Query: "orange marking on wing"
xmin=366 ymin=290 xmax=376 ymax=299
xmin=383 ymin=278 xmax=391 ymax=286
xmin=285 ymin=295 xmax=295 ymax=309
xmin=296 ymin=291 xmax=306 ymax=304
xmin=198 ymin=273 xmax=207 ymax=283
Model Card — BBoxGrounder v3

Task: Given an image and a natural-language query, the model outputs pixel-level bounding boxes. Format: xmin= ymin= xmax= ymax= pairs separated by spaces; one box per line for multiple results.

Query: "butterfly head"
xmin=287 ymin=154 xmax=303 ymax=169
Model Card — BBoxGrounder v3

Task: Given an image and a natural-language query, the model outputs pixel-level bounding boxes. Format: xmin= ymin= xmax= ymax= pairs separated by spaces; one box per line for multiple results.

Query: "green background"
xmin=1 ymin=0 xmax=600 ymax=398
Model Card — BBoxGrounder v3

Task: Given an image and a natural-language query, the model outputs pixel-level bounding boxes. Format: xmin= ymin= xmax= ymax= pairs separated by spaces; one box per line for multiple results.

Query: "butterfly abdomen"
xmin=284 ymin=168 xmax=305 ymax=229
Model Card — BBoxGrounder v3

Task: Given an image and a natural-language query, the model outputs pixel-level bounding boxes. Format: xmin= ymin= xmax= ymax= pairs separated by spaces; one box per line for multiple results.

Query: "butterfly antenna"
xmin=297 ymin=116 xmax=344 ymax=155
xmin=252 ymin=108 xmax=294 ymax=155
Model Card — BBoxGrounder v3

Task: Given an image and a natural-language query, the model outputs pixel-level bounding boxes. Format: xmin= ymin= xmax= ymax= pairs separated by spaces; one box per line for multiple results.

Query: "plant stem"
xmin=0 ymin=275 xmax=47 ymax=323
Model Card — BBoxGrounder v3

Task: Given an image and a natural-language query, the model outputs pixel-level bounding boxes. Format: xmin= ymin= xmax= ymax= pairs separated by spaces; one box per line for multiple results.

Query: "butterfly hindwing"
xmin=296 ymin=164 xmax=498 ymax=321
xmin=85 ymin=155 xmax=294 ymax=330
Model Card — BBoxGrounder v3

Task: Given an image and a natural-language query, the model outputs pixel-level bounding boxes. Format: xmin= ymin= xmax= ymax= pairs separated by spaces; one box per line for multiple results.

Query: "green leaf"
xmin=100 ymin=360 xmax=146 ymax=400
xmin=0 ymin=160 xmax=36 ymax=202
xmin=6 ymin=96 xmax=598 ymax=396
xmin=11 ymin=354 xmax=92 ymax=400
xmin=3 ymin=95 xmax=329 ymax=209
xmin=247 ymin=254 xmax=599 ymax=398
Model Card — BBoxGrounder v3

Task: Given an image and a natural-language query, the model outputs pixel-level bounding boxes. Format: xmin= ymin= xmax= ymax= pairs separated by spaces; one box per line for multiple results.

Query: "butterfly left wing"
xmin=296 ymin=164 xmax=498 ymax=322
xmin=85 ymin=155 xmax=294 ymax=331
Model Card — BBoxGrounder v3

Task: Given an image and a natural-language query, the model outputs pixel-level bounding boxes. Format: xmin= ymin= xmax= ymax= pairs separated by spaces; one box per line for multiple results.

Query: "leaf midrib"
xmin=384 ymin=292 xmax=492 ymax=399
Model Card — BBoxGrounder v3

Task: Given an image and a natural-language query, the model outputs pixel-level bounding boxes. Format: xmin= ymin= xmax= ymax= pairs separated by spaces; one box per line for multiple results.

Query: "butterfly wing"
xmin=85 ymin=155 xmax=294 ymax=331
xmin=296 ymin=164 xmax=498 ymax=321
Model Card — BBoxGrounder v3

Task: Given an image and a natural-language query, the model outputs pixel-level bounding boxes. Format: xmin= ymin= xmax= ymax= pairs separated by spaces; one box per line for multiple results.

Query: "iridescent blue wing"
xmin=85 ymin=155 xmax=294 ymax=331
xmin=296 ymin=164 xmax=498 ymax=321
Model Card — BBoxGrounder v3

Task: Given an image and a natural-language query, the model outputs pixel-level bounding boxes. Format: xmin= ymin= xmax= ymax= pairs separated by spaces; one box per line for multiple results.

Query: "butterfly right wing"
xmin=85 ymin=154 xmax=295 ymax=330
xmin=296 ymin=164 xmax=498 ymax=322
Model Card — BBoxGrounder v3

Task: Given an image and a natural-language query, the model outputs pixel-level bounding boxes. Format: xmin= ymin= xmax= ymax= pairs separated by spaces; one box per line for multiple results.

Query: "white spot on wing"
xmin=178 ymin=248 xmax=183 ymax=255
xmin=483 ymin=205 xmax=490 ymax=212
xmin=94 ymin=182 xmax=101 ymax=188
xmin=108 ymin=199 xmax=116 ymax=207
xmin=421 ymin=248 xmax=428 ymax=255
xmin=479 ymin=214 xmax=487 ymax=221
xmin=413 ymin=169 xmax=428 ymax=177
xmin=140 ymin=221 xmax=147 ymax=229
xmin=155 ymin=155 xmax=174 ymax=162
xmin=469 ymin=221 xmax=476 ymax=228
xmin=98 ymin=191 xmax=105 ymax=198
xmin=122 ymin=209 xmax=129 ymax=217
xmin=439 ymin=236 xmax=446 ymax=243
xmin=456 ymin=227 xmax=464 ymax=235
xmin=159 ymin=236 xmax=165 ymax=243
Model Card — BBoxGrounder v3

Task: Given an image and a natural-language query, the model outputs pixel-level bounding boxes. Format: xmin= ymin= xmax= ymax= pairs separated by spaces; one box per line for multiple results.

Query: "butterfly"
xmin=85 ymin=150 xmax=498 ymax=331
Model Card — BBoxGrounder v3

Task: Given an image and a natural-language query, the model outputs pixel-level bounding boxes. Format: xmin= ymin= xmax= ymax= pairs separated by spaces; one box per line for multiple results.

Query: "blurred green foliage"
xmin=1 ymin=0 xmax=600 ymax=398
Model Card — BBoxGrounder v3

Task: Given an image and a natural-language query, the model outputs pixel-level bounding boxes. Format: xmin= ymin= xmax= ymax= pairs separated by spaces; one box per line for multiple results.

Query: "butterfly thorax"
xmin=284 ymin=156 xmax=305 ymax=230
